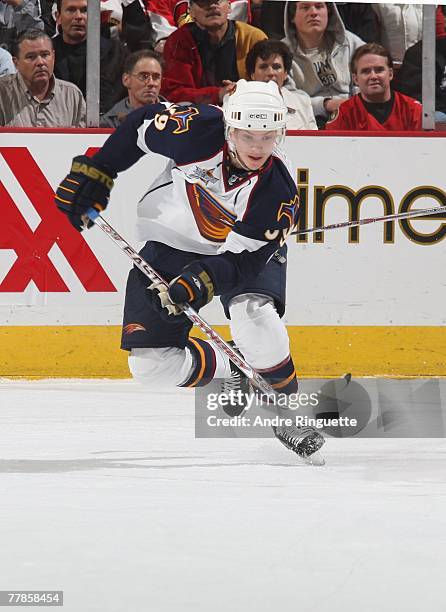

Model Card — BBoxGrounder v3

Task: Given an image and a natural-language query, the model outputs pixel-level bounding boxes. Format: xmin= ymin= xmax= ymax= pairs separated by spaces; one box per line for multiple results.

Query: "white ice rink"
xmin=1 ymin=379 xmax=445 ymax=612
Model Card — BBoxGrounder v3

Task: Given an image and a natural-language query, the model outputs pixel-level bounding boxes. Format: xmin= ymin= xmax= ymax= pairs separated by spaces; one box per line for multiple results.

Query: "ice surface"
xmin=0 ymin=379 xmax=445 ymax=612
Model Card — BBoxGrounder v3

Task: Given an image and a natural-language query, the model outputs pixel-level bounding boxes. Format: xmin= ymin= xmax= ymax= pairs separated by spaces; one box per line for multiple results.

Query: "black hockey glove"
xmin=149 ymin=262 xmax=214 ymax=321
xmin=55 ymin=155 xmax=117 ymax=231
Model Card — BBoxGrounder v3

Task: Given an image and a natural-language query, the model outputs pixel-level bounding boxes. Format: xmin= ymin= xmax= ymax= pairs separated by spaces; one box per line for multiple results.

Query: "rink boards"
xmin=0 ymin=129 xmax=445 ymax=377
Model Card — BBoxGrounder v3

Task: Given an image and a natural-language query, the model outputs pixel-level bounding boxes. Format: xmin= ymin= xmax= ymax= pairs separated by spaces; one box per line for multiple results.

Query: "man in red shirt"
xmin=161 ymin=0 xmax=265 ymax=104
xmin=325 ymin=42 xmax=422 ymax=131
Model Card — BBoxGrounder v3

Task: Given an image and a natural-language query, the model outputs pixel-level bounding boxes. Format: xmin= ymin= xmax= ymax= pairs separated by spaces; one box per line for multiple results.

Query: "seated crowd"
xmin=0 ymin=1 xmax=445 ymax=130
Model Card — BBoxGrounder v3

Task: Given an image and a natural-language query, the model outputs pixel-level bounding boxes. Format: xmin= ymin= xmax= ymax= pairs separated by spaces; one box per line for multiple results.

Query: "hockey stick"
xmin=292 ymin=205 xmax=446 ymax=236
xmin=86 ymin=208 xmax=277 ymax=397
xmin=86 ymin=208 xmax=326 ymax=464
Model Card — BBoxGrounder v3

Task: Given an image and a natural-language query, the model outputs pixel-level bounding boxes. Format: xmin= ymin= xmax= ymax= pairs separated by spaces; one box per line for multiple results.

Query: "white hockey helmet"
xmin=223 ymin=79 xmax=287 ymax=132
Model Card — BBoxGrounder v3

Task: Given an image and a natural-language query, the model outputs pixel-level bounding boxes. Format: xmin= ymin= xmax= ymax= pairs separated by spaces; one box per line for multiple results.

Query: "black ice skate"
xmin=220 ymin=343 xmax=252 ymax=416
xmin=224 ymin=343 xmax=326 ymax=464
xmin=272 ymin=424 xmax=326 ymax=466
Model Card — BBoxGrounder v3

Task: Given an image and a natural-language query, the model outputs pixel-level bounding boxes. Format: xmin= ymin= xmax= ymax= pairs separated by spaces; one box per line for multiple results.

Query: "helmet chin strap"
xmin=225 ymin=127 xmax=286 ymax=172
xmin=226 ymin=129 xmax=261 ymax=172
xmin=227 ymin=141 xmax=254 ymax=172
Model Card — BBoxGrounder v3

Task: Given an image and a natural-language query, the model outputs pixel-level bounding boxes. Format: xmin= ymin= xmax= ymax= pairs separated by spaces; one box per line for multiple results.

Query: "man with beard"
xmin=52 ymin=0 xmax=126 ymax=114
xmin=0 ymin=28 xmax=85 ymax=126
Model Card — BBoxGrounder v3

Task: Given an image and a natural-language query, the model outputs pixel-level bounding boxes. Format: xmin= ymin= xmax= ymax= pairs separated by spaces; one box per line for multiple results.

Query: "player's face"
xmin=250 ymin=54 xmax=288 ymax=89
xmin=123 ymin=57 xmax=162 ymax=108
xmin=353 ymin=53 xmax=393 ymax=103
xmin=189 ymin=0 xmax=231 ymax=30
xmin=294 ymin=2 xmax=328 ymax=36
xmin=230 ymin=129 xmax=277 ymax=170
xmin=57 ymin=0 xmax=87 ymax=44
xmin=14 ymin=37 xmax=55 ymax=90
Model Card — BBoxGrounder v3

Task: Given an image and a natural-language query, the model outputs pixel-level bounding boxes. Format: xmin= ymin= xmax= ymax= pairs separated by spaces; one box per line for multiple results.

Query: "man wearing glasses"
xmin=161 ymin=0 xmax=266 ymax=104
xmin=101 ymin=49 xmax=167 ymax=128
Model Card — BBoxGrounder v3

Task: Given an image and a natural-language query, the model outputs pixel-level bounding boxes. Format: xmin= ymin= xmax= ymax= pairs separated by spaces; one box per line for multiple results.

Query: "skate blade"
xmin=302 ymin=450 xmax=325 ymax=466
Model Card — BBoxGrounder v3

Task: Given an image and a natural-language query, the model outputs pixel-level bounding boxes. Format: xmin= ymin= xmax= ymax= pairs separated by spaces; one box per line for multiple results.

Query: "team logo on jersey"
xmin=264 ymin=195 xmax=299 ymax=245
xmin=154 ymin=105 xmax=199 ymax=134
xmin=277 ymin=195 xmax=299 ymax=226
xmin=123 ymin=323 xmax=147 ymax=334
xmin=170 ymin=106 xmax=199 ymax=133
xmin=185 ymin=182 xmax=236 ymax=242
xmin=188 ymin=165 xmax=219 ymax=185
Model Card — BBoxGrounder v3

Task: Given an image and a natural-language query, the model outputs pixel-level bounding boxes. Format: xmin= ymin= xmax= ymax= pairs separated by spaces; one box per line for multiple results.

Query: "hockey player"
xmin=54 ymin=79 xmax=324 ymax=459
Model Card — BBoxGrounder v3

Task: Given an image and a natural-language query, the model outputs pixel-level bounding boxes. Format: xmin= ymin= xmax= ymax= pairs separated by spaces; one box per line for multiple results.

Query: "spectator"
xmin=40 ymin=0 xmax=123 ymax=40
xmin=0 ymin=29 xmax=85 ymax=126
xmin=121 ymin=0 xmax=253 ymax=53
xmin=437 ymin=5 xmax=446 ymax=39
xmin=325 ymin=42 xmax=421 ymax=131
xmin=0 ymin=0 xmax=43 ymax=53
xmin=336 ymin=3 xmax=380 ymax=44
xmin=0 ymin=45 xmax=15 ymax=74
xmin=121 ymin=0 xmax=154 ymax=53
xmin=228 ymin=0 xmax=251 ymax=22
xmin=173 ymin=0 xmax=258 ymax=29
xmin=53 ymin=0 xmax=127 ymax=114
xmin=100 ymin=0 xmax=123 ymax=40
xmin=258 ymin=0 xmax=285 ymax=38
xmin=371 ymin=4 xmax=422 ymax=65
xmin=282 ymin=2 xmax=364 ymax=126
xmin=246 ymin=38 xmax=317 ymax=129
xmin=122 ymin=0 xmax=177 ymax=52
xmin=171 ymin=0 xmax=192 ymax=27
xmin=101 ymin=49 xmax=167 ymax=127
xmin=161 ymin=0 xmax=266 ymax=104
xmin=394 ymin=27 xmax=446 ymax=124
xmin=152 ymin=0 xmax=262 ymax=54
xmin=121 ymin=0 xmax=155 ymax=52
xmin=40 ymin=0 xmax=57 ymax=37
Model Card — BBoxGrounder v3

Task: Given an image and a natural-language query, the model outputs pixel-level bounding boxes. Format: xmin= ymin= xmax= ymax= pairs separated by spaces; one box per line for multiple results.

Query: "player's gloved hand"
xmin=55 ymin=155 xmax=117 ymax=231
xmin=148 ymin=281 xmax=183 ymax=319
xmin=149 ymin=262 xmax=214 ymax=320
